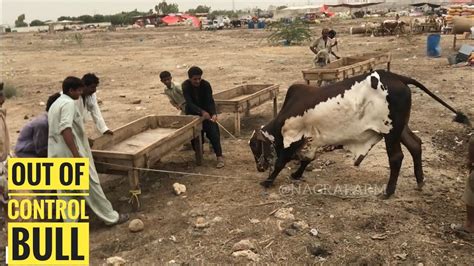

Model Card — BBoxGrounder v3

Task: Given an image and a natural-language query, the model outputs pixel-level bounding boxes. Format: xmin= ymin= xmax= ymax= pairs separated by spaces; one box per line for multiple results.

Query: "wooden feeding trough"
xmin=214 ymin=84 xmax=279 ymax=136
xmin=302 ymin=57 xmax=375 ymax=86
xmin=302 ymin=52 xmax=391 ymax=86
xmin=347 ymin=52 xmax=391 ymax=71
xmin=91 ymin=115 xmax=203 ymax=209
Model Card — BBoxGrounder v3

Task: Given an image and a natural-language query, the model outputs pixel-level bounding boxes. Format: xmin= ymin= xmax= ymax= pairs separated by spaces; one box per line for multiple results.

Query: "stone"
xmin=172 ymin=183 xmax=186 ymax=195
xmin=128 ymin=219 xmax=144 ymax=233
xmin=232 ymin=250 xmax=260 ymax=262
xmin=292 ymin=220 xmax=309 ymax=231
xmin=268 ymin=193 xmax=280 ymax=200
xmin=119 ymin=94 xmax=126 ymax=98
xmin=212 ymin=216 xmax=223 ymax=223
xmin=131 ymin=99 xmax=142 ymax=104
xmin=232 ymin=239 xmax=255 ymax=251
xmin=194 ymin=217 xmax=209 ymax=228
xmin=310 ymin=228 xmax=319 ymax=236
xmin=274 ymin=208 xmax=295 ymax=220
xmin=249 ymin=219 xmax=260 ymax=224
xmin=106 ymin=256 xmax=126 ymax=266
xmin=284 ymin=228 xmax=298 ymax=236
xmin=308 ymin=242 xmax=330 ymax=257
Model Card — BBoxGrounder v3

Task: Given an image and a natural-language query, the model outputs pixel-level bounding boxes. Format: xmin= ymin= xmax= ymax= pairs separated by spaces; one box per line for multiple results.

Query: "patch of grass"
xmin=3 ymin=83 xmax=19 ymax=99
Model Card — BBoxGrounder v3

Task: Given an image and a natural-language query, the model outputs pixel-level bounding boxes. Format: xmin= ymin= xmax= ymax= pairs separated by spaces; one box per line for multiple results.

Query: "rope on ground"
xmin=94 ymin=161 xmax=245 ymax=180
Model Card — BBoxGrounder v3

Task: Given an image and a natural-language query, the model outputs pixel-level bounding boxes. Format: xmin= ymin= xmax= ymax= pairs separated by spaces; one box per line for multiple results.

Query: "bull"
xmin=249 ymin=70 xmax=470 ymax=197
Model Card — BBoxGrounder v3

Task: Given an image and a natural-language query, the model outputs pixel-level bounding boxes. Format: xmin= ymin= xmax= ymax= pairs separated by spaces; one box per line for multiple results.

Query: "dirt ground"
xmin=1 ymin=19 xmax=473 ymax=264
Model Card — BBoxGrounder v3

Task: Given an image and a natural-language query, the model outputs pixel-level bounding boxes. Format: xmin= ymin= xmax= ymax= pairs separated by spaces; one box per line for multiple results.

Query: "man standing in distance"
xmin=182 ymin=66 xmax=224 ymax=168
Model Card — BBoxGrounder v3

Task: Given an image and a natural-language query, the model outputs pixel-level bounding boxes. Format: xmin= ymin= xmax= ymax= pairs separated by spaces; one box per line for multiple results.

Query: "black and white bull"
xmin=249 ymin=70 xmax=470 ymax=197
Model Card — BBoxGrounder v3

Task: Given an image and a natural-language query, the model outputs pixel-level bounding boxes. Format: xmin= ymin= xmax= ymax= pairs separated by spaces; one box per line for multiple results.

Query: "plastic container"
xmin=427 ymin=34 xmax=441 ymax=57
xmin=248 ymin=21 xmax=254 ymax=29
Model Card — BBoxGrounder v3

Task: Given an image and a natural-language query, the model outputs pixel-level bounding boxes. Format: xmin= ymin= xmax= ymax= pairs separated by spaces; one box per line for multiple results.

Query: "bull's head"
xmin=249 ymin=128 xmax=275 ymax=172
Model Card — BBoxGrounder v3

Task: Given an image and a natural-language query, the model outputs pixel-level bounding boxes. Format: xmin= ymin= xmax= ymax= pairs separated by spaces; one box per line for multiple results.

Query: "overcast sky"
xmin=1 ymin=0 xmax=338 ymax=25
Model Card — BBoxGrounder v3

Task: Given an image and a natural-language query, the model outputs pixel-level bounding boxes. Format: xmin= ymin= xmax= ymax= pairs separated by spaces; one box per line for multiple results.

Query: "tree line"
xmin=13 ymin=1 xmax=257 ymax=28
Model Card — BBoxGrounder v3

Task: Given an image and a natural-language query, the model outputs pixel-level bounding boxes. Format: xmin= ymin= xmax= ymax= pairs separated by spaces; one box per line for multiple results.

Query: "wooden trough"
xmin=302 ymin=52 xmax=391 ymax=86
xmin=91 ymin=115 xmax=203 ymax=209
xmin=214 ymin=84 xmax=279 ymax=136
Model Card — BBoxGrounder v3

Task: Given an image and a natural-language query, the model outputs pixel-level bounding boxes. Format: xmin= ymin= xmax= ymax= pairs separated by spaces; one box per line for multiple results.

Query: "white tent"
xmin=274 ymin=5 xmax=322 ymax=19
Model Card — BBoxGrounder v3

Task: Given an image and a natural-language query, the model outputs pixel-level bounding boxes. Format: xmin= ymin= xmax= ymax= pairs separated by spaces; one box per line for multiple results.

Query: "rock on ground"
xmin=106 ymin=256 xmax=126 ymax=266
xmin=173 ymin=183 xmax=186 ymax=195
xmin=232 ymin=239 xmax=255 ymax=251
xmin=232 ymin=250 xmax=260 ymax=262
xmin=274 ymin=207 xmax=295 ymax=220
xmin=128 ymin=219 xmax=144 ymax=233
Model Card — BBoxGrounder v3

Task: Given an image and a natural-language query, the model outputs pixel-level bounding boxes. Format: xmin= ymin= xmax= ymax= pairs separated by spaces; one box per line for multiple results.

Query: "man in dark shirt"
xmin=182 ymin=66 xmax=224 ymax=168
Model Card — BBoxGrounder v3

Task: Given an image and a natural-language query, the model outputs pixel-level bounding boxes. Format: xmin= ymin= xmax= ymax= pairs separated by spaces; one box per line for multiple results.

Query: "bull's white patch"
xmin=281 ymin=71 xmax=392 ymax=163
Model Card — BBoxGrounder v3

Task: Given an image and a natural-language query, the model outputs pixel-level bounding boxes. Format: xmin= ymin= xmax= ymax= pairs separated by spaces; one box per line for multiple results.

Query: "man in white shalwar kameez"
xmin=78 ymin=73 xmax=113 ymax=136
xmin=48 ymin=77 xmax=128 ymax=225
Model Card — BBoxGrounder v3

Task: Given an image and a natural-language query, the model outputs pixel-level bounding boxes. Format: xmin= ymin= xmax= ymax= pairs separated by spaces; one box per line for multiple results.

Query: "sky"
xmin=1 ymin=0 xmax=339 ymax=26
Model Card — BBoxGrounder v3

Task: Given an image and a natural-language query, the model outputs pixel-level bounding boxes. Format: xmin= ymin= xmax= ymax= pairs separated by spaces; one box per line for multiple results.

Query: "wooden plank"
xmin=137 ymin=117 xmax=201 ymax=156
xmin=92 ymin=116 xmax=151 ymax=150
xmin=145 ymin=128 xmax=194 ymax=167
xmin=234 ymin=112 xmax=241 ymax=136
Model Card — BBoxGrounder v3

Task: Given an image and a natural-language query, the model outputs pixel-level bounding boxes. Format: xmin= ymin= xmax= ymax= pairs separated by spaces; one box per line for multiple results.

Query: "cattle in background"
xmin=230 ymin=19 xmax=242 ymax=28
xmin=364 ymin=22 xmax=382 ymax=36
xmin=382 ymin=20 xmax=407 ymax=35
xmin=249 ymin=70 xmax=470 ymax=197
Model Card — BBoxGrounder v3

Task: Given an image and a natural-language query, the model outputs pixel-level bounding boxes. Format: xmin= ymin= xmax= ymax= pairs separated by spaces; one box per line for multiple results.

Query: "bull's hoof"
xmin=260 ymin=180 xmax=274 ymax=188
xmin=415 ymin=181 xmax=425 ymax=191
xmin=381 ymin=189 xmax=395 ymax=199
xmin=290 ymin=173 xmax=303 ymax=180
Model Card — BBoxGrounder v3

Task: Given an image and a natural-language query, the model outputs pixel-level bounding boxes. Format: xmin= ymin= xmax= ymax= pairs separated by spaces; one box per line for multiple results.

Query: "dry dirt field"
xmin=1 ymin=19 xmax=473 ymax=264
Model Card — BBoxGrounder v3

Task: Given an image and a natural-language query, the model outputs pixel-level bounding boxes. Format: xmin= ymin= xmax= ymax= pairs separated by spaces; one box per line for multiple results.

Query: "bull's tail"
xmin=393 ymin=72 xmax=471 ymax=126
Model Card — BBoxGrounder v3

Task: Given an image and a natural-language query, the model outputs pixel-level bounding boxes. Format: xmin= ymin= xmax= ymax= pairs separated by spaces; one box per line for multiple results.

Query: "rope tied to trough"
xmin=94 ymin=161 xmax=245 ymax=180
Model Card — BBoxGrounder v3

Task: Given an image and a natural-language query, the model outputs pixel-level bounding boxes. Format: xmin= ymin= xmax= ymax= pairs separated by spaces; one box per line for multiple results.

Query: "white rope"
xmin=95 ymin=161 xmax=245 ymax=180
xmin=215 ymin=121 xmax=239 ymax=140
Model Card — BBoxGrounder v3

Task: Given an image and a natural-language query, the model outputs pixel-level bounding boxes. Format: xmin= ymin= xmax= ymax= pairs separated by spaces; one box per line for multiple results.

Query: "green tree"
xmin=58 ymin=16 xmax=75 ymax=21
xmin=267 ymin=18 xmax=312 ymax=45
xmin=187 ymin=5 xmax=211 ymax=14
xmin=93 ymin=14 xmax=105 ymax=22
xmin=78 ymin=15 xmax=94 ymax=23
xmin=15 ymin=14 xmax=28 ymax=27
xmin=155 ymin=1 xmax=179 ymax=15
xmin=29 ymin=19 xmax=46 ymax=26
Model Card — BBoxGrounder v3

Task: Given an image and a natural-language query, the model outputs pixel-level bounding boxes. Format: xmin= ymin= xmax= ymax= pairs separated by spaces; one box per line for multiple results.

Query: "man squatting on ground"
xmin=182 ymin=66 xmax=224 ymax=168
xmin=160 ymin=71 xmax=186 ymax=115
xmin=48 ymin=77 xmax=128 ymax=225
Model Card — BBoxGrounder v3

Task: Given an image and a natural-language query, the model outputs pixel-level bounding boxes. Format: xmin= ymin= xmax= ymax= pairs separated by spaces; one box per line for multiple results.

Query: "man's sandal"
xmin=107 ymin=213 xmax=129 ymax=227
